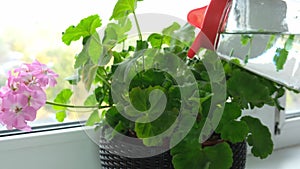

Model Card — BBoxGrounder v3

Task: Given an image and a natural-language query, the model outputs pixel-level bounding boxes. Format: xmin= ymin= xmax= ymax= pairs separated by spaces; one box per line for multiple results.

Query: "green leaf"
xmin=136 ymin=40 xmax=148 ymax=51
xmin=147 ymin=33 xmax=163 ymax=49
xmin=227 ymin=70 xmax=273 ymax=109
xmin=240 ymin=34 xmax=252 ymax=46
xmin=220 ymin=120 xmax=249 ymax=143
xmin=129 ymin=87 xmax=150 ymax=111
xmin=129 ymin=69 xmax=166 ymax=89
xmin=265 ymin=35 xmax=276 ymax=50
xmin=134 ymin=117 xmax=156 ymax=138
xmin=223 ymin=102 xmax=241 ymax=120
xmin=244 ymin=54 xmax=249 ymax=64
xmin=162 ymin=22 xmax=180 ymax=36
xmin=172 ymin=24 xmax=195 ymax=44
xmin=216 ymin=102 xmax=242 ymax=132
xmin=110 ymin=0 xmax=137 ymax=20
xmin=74 ymin=46 xmax=89 ymax=68
xmin=102 ymin=26 xmax=118 ymax=48
xmin=275 ymin=87 xmax=285 ymax=99
xmin=104 ymin=17 xmax=132 ymax=46
xmin=62 ymin=14 xmax=102 ymax=45
xmin=105 ymin=106 xmax=133 ymax=136
xmin=84 ymin=94 xmax=98 ymax=106
xmin=65 ymin=75 xmax=80 ymax=85
xmin=171 ymin=137 xmax=207 ymax=169
xmin=105 ymin=107 xmax=120 ymax=127
xmin=204 ymin=143 xmax=233 ymax=169
xmin=271 ymin=34 xmax=293 ymax=72
xmin=99 ymin=49 xmax=113 ymax=66
xmin=101 ymin=18 xmax=132 ymax=66
xmin=94 ymin=87 xmax=106 ymax=105
xmin=82 ymin=62 xmax=98 ymax=91
xmin=241 ymin=116 xmax=273 ymax=159
xmin=128 ymin=86 xmax=167 ymax=119
xmin=113 ymin=121 xmax=127 ymax=135
xmin=284 ymin=34 xmax=295 ymax=50
xmin=56 ymin=111 xmax=67 ymax=122
xmin=86 ymin=110 xmax=101 ymax=126
xmin=135 ymin=110 xmax=177 ymax=143
xmin=53 ymin=89 xmax=73 ymax=111
xmin=171 ymin=140 xmax=233 ymax=169
xmin=88 ymin=33 xmax=103 ymax=65
xmin=273 ymin=48 xmax=288 ymax=71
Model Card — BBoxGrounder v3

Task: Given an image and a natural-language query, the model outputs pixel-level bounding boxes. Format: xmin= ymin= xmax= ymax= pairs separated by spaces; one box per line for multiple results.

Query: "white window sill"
xmin=1 ymin=126 xmax=299 ymax=169
xmin=0 ymin=127 xmax=102 ymax=169
xmin=246 ymin=145 xmax=300 ymax=169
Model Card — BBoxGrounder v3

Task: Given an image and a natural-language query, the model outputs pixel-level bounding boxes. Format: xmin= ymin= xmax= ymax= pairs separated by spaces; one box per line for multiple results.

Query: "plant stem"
xmin=96 ymin=74 xmax=111 ymax=88
xmin=132 ymin=11 xmax=145 ymax=71
xmin=133 ymin=11 xmax=142 ymax=41
xmin=45 ymin=101 xmax=109 ymax=109
xmin=244 ymin=38 xmax=253 ymax=64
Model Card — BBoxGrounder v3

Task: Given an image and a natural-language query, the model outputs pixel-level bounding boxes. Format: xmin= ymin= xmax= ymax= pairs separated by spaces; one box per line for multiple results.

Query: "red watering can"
xmin=187 ymin=0 xmax=232 ymax=58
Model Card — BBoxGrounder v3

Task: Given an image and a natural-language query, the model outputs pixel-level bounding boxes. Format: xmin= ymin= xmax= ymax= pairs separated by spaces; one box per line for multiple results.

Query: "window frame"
xmin=273 ymin=94 xmax=300 ymax=149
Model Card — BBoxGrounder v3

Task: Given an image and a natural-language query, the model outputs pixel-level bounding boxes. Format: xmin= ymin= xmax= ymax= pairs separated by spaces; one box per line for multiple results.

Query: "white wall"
xmin=0 ymin=128 xmax=102 ymax=169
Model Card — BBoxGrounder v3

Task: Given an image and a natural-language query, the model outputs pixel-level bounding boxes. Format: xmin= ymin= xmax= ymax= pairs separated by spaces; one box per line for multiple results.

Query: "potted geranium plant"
xmin=0 ymin=0 xmax=291 ymax=169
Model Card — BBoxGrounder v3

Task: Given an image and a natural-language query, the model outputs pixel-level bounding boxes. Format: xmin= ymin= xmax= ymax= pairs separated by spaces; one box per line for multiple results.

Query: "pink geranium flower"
xmin=1 ymin=92 xmax=37 ymax=131
xmin=22 ymin=60 xmax=58 ymax=87
xmin=0 ymin=60 xmax=58 ymax=131
xmin=19 ymin=84 xmax=47 ymax=110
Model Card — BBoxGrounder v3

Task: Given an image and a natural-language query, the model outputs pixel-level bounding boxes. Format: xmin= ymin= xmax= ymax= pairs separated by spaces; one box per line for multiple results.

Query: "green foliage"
xmin=56 ymin=111 xmax=67 ymax=122
xmin=274 ymin=48 xmax=288 ymax=71
xmin=74 ymin=46 xmax=89 ymax=68
xmin=284 ymin=35 xmax=295 ymax=50
xmin=273 ymin=35 xmax=294 ymax=71
xmin=241 ymin=116 xmax=273 ymax=159
xmin=215 ymin=103 xmax=249 ymax=143
xmin=105 ymin=106 xmax=134 ymax=138
xmin=240 ymin=34 xmax=252 ymax=46
xmin=171 ymin=128 xmax=233 ymax=169
xmin=82 ymin=62 xmax=98 ymax=91
xmin=84 ymin=94 xmax=98 ymax=106
xmin=129 ymin=87 xmax=151 ymax=111
xmin=227 ymin=69 xmax=274 ymax=109
xmin=53 ymin=89 xmax=73 ymax=122
xmin=239 ymin=34 xmax=253 ymax=64
xmin=220 ymin=120 xmax=249 ymax=143
xmin=110 ymin=0 xmax=137 ymax=20
xmin=65 ymin=75 xmax=80 ymax=85
xmin=53 ymin=89 xmax=73 ymax=111
xmin=62 ymin=15 xmax=101 ymax=45
xmin=147 ymin=33 xmax=164 ymax=49
xmin=162 ymin=22 xmax=181 ymax=36
xmin=203 ymin=143 xmax=233 ymax=169
xmin=265 ymin=35 xmax=276 ymax=50
xmin=86 ymin=110 xmax=101 ymax=126
xmin=88 ymin=33 xmax=103 ymax=65
xmin=216 ymin=103 xmax=242 ymax=131
xmin=104 ymin=17 xmax=132 ymax=45
xmin=56 ymin=0 xmax=291 ymax=168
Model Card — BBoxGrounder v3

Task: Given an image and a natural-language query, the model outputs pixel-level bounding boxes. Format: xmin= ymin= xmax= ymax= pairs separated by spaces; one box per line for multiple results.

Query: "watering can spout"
xmin=187 ymin=0 xmax=232 ymax=58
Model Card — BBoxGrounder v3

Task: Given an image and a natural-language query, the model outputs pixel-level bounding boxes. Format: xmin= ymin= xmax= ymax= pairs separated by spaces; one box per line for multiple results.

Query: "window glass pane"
xmin=0 ymin=0 xmax=109 ymax=131
xmin=0 ymin=0 xmax=212 ymax=131
xmin=286 ymin=90 xmax=300 ymax=115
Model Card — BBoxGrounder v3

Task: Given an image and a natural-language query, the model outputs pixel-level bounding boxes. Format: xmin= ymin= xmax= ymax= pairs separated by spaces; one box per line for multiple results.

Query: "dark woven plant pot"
xmin=99 ymin=138 xmax=247 ymax=169
xmin=229 ymin=141 xmax=247 ymax=169
xmin=98 ymin=137 xmax=174 ymax=169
